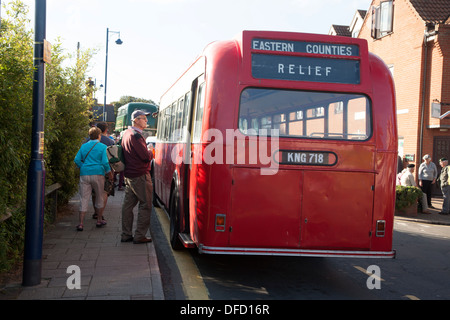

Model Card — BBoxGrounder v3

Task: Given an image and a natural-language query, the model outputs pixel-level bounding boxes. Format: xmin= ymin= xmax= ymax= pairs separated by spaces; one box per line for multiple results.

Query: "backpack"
xmin=106 ymin=143 xmax=125 ymax=173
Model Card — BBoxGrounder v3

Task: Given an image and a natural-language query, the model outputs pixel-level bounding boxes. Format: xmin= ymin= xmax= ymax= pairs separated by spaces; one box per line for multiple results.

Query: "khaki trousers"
xmin=79 ymin=175 xmax=105 ymax=212
xmin=121 ymin=172 xmax=153 ymax=240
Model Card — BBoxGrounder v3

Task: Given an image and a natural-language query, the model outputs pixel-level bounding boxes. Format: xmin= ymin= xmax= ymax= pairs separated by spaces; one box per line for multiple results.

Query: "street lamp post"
xmin=23 ymin=0 xmax=46 ymax=287
xmin=103 ymin=28 xmax=123 ymax=121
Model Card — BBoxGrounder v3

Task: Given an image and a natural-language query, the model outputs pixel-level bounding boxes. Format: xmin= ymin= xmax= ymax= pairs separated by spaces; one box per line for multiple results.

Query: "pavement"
xmin=1 ymin=188 xmax=164 ymax=300
xmin=395 ymin=197 xmax=450 ymax=226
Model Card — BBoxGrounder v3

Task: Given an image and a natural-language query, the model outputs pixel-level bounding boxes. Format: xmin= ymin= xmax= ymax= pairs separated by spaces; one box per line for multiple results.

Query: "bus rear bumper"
xmin=199 ymin=245 xmax=396 ymax=259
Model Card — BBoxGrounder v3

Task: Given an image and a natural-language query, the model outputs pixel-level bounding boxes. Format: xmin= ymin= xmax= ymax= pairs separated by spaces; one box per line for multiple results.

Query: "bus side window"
xmin=182 ymin=92 xmax=190 ymax=140
xmin=158 ymin=110 xmax=164 ymax=141
xmin=192 ymin=82 xmax=205 ymax=143
xmin=164 ymin=107 xmax=172 ymax=141
xmin=170 ymin=103 xmax=177 ymax=142
xmin=157 ymin=112 xmax=163 ymax=140
xmin=175 ymin=97 xmax=184 ymax=141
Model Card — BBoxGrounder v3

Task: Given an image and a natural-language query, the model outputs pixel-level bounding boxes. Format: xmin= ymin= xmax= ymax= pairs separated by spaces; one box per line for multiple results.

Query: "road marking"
xmin=154 ymin=207 xmax=210 ymax=300
xmin=404 ymin=295 xmax=420 ymax=300
xmin=353 ymin=265 xmax=384 ymax=282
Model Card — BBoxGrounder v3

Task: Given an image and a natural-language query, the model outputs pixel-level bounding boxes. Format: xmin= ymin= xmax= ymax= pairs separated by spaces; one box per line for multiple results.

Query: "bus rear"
xmin=156 ymin=31 xmax=397 ymax=259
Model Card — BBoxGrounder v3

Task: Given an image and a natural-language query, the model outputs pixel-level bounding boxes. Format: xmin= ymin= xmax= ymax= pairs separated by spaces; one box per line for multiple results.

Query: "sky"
xmin=4 ymin=0 xmax=372 ymax=104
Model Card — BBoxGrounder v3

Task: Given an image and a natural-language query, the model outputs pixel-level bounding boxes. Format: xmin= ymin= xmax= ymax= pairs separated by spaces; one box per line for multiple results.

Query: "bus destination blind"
xmin=251 ymin=39 xmax=360 ymax=56
xmin=252 ymin=54 xmax=360 ymax=84
xmin=251 ymin=38 xmax=361 ymax=84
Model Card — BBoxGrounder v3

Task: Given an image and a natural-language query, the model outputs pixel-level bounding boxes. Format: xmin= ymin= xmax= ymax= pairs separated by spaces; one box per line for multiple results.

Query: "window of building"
xmin=371 ymin=0 xmax=394 ymax=39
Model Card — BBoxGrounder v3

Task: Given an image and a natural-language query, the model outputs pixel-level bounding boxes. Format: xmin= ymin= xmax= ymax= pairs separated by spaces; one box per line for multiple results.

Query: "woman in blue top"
xmin=74 ymin=127 xmax=113 ymax=230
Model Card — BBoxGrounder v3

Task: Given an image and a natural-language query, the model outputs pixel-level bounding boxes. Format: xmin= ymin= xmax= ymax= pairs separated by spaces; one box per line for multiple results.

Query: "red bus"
xmin=153 ymin=31 xmax=397 ymax=258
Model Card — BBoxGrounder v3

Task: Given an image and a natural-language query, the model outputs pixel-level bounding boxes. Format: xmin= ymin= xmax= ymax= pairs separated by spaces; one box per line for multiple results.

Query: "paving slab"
xmin=12 ymin=189 xmax=164 ymax=300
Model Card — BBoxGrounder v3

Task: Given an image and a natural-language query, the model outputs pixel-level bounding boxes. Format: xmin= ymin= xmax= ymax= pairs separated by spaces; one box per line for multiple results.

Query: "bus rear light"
xmin=215 ymin=214 xmax=226 ymax=232
xmin=376 ymin=220 xmax=386 ymax=237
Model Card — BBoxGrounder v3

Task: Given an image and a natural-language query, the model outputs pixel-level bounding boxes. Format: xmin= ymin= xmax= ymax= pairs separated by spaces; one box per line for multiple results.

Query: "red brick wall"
xmin=358 ymin=0 xmax=450 ymax=168
xmin=426 ymin=23 xmax=450 ymax=156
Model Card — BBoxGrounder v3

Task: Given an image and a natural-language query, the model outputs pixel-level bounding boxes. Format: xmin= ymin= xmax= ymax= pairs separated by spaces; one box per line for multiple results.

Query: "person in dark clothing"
xmin=91 ymin=122 xmax=115 ymax=220
xmin=120 ymin=110 xmax=154 ymax=244
xmin=96 ymin=122 xmax=115 ymax=146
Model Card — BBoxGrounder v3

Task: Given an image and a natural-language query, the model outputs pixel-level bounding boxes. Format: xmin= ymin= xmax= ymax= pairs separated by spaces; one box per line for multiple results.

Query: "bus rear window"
xmin=239 ymin=88 xmax=371 ymax=141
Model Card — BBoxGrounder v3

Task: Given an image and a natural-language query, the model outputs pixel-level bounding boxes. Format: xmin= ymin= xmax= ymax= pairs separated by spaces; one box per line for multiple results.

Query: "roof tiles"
xmin=409 ymin=0 xmax=450 ymax=23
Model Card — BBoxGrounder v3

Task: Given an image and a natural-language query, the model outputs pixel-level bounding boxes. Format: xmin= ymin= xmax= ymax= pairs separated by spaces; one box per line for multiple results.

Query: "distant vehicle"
xmin=115 ymin=102 xmax=158 ymax=137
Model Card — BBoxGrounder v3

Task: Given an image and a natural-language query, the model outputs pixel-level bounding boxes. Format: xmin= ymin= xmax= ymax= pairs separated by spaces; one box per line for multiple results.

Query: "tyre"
xmin=169 ymin=187 xmax=183 ymax=250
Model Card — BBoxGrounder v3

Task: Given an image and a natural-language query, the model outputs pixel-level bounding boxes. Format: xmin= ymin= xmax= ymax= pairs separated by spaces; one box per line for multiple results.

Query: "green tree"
xmin=0 ymin=0 xmax=34 ymax=270
xmin=0 ymin=0 xmax=34 ymax=219
xmin=44 ymin=40 xmax=97 ymax=200
xmin=0 ymin=0 xmax=97 ymax=271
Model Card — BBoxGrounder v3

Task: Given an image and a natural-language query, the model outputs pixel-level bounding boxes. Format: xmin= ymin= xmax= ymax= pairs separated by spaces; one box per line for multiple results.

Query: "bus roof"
xmin=118 ymin=102 xmax=158 ymax=111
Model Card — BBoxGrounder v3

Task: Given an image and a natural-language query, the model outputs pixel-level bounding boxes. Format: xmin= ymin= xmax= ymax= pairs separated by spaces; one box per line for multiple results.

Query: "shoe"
xmin=121 ymin=236 xmax=134 ymax=242
xmin=133 ymin=237 xmax=152 ymax=244
xmin=76 ymin=224 xmax=83 ymax=231
xmin=118 ymin=187 xmax=124 ymax=191
xmin=438 ymin=211 xmax=449 ymax=215
xmin=96 ymin=220 xmax=107 ymax=228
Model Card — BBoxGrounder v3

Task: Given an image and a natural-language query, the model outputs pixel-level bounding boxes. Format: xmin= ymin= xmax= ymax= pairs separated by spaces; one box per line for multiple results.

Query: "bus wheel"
xmin=169 ymin=188 xmax=183 ymax=250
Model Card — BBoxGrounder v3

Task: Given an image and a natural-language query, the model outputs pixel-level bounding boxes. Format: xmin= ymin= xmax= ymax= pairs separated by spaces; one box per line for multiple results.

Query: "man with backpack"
xmin=120 ymin=110 xmax=154 ymax=244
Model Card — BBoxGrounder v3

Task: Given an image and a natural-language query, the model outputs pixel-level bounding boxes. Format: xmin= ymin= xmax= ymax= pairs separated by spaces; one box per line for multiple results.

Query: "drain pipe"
xmin=419 ymin=24 xmax=437 ymax=161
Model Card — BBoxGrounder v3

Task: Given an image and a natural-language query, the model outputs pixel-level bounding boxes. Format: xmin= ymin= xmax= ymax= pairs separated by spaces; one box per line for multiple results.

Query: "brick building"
xmin=331 ymin=0 xmax=450 ymax=193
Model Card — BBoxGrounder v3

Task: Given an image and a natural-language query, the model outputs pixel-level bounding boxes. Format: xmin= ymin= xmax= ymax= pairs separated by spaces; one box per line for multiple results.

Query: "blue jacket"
xmin=74 ymin=140 xmax=111 ymax=176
